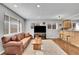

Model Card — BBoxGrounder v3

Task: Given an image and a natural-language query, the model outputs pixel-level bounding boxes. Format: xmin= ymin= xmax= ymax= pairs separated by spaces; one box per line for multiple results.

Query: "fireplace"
xmin=34 ymin=26 xmax=46 ymax=39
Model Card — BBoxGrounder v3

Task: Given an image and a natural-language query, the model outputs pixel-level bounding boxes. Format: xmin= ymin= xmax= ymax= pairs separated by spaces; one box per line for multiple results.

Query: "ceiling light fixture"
xmin=14 ymin=4 xmax=18 ymax=8
xmin=37 ymin=4 xmax=40 ymax=8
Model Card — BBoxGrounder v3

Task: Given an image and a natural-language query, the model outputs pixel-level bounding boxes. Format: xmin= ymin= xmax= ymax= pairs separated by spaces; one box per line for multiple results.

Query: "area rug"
xmin=22 ymin=39 xmax=67 ymax=55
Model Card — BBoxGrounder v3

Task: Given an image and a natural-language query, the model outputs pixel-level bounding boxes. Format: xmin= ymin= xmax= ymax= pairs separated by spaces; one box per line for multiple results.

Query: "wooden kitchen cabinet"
xmin=63 ymin=20 xmax=72 ymax=29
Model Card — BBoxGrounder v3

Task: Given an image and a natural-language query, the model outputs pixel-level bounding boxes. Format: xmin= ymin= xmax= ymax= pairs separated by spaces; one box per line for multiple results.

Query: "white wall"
xmin=25 ymin=19 xmax=62 ymax=38
xmin=0 ymin=4 xmax=25 ymax=53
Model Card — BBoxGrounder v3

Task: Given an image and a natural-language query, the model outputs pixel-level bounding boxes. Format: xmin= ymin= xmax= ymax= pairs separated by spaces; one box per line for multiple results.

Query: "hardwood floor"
xmin=53 ymin=39 xmax=79 ymax=55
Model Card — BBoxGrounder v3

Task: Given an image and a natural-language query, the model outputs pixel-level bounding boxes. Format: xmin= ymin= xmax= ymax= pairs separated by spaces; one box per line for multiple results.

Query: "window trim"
xmin=4 ymin=14 xmax=22 ymax=35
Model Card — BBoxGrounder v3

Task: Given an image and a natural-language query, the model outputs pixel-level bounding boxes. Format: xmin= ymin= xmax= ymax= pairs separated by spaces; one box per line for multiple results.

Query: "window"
xmin=52 ymin=24 xmax=56 ymax=29
xmin=73 ymin=23 xmax=76 ymax=28
xmin=20 ymin=22 xmax=22 ymax=32
xmin=4 ymin=15 xmax=22 ymax=34
xmin=10 ymin=17 xmax=18 ymax=33
xmin=48 ymin=24 xmax=51 ymax=29
xmin=4 ymin=15 xmax=9 ymax=34
xmin=75 ymin=23 xmax=79 ymax=31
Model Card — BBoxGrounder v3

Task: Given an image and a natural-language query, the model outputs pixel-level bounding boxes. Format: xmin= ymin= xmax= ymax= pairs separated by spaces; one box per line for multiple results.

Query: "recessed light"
xmin=14 ymin=4 xmax=18 ymax=8
xmin=37 ymin=4 xmax=40 ymax=8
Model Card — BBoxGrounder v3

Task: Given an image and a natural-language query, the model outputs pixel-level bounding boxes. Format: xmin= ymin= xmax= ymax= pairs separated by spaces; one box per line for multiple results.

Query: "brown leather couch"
xmin=1 ymin=33 xmax=32 ymax=55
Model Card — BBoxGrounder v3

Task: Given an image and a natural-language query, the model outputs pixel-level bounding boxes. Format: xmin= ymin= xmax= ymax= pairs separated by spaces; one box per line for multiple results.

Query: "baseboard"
xmin=0 ymin=50 xmax=4 ymax=55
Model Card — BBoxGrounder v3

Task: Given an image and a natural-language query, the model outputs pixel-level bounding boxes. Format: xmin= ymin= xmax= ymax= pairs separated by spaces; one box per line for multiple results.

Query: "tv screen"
xmin=34 ymin=26 xmax=46 ymax=33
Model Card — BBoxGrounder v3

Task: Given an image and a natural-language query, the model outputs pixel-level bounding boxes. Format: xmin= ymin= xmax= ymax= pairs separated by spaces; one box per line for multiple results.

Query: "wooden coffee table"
xmin=32 ymin=37 xmax=42 ymax=50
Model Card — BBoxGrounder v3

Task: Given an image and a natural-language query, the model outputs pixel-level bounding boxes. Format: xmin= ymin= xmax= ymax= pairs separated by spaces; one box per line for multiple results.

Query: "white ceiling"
xmin=3 ymin=3 xmax=79 ymax=20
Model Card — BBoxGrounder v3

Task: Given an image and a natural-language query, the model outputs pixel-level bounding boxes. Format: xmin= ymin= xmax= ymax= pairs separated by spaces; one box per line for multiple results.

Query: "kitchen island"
xmin=60 ymin=30 xmax=79 ymax=47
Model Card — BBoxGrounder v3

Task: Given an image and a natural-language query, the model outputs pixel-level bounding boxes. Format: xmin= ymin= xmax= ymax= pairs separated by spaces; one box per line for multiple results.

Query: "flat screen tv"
xmin=34 ymin=26 xmax=46 ymax=33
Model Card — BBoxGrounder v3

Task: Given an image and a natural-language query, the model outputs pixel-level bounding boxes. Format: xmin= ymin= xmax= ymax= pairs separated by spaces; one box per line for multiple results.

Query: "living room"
xmin=1 ymin=3 xmax=79 ymax=55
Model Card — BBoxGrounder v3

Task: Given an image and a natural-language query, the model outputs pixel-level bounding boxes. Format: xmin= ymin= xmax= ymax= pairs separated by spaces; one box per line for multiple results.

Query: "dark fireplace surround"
xmin=34 ymin=26 xmax=46 ymax=39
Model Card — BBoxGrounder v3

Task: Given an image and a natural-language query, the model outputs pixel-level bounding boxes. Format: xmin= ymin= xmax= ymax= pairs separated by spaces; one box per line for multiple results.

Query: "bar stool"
xmin=66 ymin=35 xmax=70 ymax=43
xmin=60 ymin=31 xmax=64 ymax=40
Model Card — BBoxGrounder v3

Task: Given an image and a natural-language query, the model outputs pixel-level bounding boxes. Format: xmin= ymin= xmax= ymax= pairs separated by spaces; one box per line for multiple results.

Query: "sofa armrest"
xmin=3 ymin=41 xmax=24 ymax=55
xmin=3 ymin=41 xmax=23 ymax=48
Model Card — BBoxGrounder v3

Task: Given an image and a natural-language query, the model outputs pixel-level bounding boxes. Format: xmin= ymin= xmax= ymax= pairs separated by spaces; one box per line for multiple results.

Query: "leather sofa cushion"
xmin=4 ymin=41 xmax=22 ymax=47
xmin=21 ymin=33 xmax=25 ymax=39
xmin=16 ymin=34 xmax=22 ymax=41
xmin=25 ymin=33 xmax=30 ymax=38
xmin=11 ymin=35 xmax=17 ymax=41
xmin=20 ymin=37 xmax=31 ymax=48
xmin=1 ymin=36 xmax=11 ymax=44
xmin=16 ymin=33 xmax=25 ymax=41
